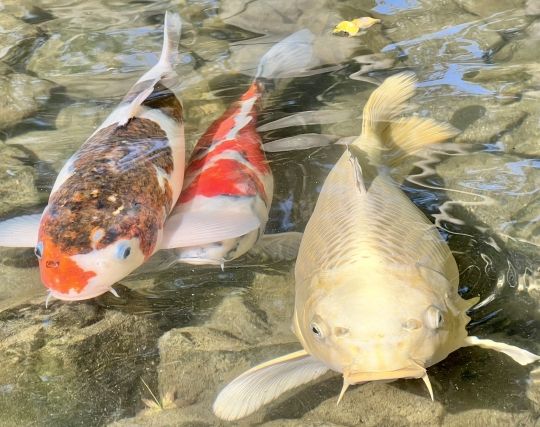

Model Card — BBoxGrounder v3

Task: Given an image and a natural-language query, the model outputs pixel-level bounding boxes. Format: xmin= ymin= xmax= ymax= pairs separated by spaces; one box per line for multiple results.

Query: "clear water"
xmin=0 ymin=0 xmax=539 ymax=426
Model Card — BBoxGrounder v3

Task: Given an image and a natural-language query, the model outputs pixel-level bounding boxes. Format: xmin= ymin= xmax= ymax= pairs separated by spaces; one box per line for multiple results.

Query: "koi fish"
xmin=212 ymin=73 xmax=540 ymax=420
xmin=148 ymin=30 xmax=316 ymax=268
xmin=0 ymin=12 xmax=186 ymax=301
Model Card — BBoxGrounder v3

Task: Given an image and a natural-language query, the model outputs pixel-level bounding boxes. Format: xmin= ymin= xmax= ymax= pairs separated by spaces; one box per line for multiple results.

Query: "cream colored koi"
xmin=213 ymin=73 xmax=540 ymax=421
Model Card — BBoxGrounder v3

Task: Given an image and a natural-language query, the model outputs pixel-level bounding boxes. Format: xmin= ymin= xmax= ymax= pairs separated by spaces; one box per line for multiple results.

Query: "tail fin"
xmin=158 ymin=11 xmax=182 ymax=70
xmin=355 ymin=72 xmax=458 ymax=166
xmin=134 ymin=11 xmax=182 ymax=84
xmin=115 ymin=11 xmax=182 ymax=126
xmin=255 ymin=29 xmax=315 ymax=79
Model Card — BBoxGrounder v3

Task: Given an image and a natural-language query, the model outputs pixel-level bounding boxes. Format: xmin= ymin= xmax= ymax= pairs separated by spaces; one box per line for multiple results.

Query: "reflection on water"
xmin=0 ymin=0 xmax=539 ymax=425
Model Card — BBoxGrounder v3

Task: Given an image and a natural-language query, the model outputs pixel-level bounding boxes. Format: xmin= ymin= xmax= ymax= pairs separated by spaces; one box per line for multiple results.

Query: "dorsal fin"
xmin=354 ymin=73 xmax=458 ymax=166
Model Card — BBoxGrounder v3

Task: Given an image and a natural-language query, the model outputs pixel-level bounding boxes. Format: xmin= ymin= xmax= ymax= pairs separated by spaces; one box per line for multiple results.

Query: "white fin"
xmin=213 ymin=350 xmax=329 ymax=421
xmin=0 ymin=214 xmax=41 ymax=247
xmin=255 ymin=29 xmax=315 ymax=79
xmin=257 ymin=110 xmax=355 ymax=132
xmin=355 ymin=72 xmax=458 ymax=166
xmin=247 ymin=231 xmax=303 ymax=261
xmin=159 ymin=11 xmax=182 ymax=70
xmin=464 ymin=336 xmax=540 ymax=365
xmin=160 ymin=211 xmax=261 ymax=249
xmin=263 ymin=133 xmax=340 ymax=152
xmin=117 ymin=11 xmax=182 ymax=126
xmin=140 ymin=11 xmax=182 ymax=81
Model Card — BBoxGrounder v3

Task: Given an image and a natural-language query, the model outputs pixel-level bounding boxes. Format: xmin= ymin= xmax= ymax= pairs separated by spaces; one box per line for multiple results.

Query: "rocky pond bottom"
xmin=0 ymin=0 xmax=539 ymax=425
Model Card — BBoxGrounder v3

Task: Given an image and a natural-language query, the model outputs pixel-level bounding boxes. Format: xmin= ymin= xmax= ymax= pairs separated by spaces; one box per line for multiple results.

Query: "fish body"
xmin=155 ymin=30 xmax=316 ymax=267
xmin=213 ymin=73 xmax=540 ymax=420
xmin=0 ymin=12 xmax=184 ymax=301
xmin=170 ymin=82 xmax=272 ymax=265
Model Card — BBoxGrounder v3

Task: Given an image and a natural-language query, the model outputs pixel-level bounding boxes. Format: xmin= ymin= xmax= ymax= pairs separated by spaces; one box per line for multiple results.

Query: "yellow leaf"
xmin=332 ymin=17 xmax=381 ymax=36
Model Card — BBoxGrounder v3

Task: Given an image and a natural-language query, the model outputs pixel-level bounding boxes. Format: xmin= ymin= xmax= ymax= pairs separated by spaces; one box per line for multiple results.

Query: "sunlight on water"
xmin=0 ymin=0 xmax=538 ymax=425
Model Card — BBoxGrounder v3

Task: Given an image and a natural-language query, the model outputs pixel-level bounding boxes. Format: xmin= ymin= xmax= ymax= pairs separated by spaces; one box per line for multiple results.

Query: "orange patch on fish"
xmin=39 ymin=233 xmax=96 ymax=294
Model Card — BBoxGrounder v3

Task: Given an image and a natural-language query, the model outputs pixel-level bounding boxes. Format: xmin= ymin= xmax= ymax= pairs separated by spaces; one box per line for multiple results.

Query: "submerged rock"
xmin=26 ymin=25 xmax=195 ymax=100
xmin=0 ymin=72 xmax=54 ymax=131
xmin=436 ymin=151 xmax=539 ymax=248
xmin=0 ymin=142 xmax=41 ymax=214
xmin=5 ymin=102 xmax=109 ymax=175
xmin=443 ymin=408 xmax=536 ymax=426
xmin=453 ymin=0 xmax=525 ymax=17
xmin=0 ymin=13 xmax=43 ymax=66
xmin=0 ymin=302 xmax=161 ymax=426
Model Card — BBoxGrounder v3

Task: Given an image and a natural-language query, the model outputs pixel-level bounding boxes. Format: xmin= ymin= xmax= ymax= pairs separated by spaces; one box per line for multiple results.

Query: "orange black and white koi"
xmin=0 ymin=12 xmax=185 ymax=301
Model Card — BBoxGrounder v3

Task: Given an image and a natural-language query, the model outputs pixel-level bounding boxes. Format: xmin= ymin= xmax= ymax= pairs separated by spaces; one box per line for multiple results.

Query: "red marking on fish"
xmin=179 ymin=159 xmax=268 ymax=203
xmin=38 ymin=232 xmax=96 ymax=295
xmin=179 ymin=82 xmax=271 ymax=204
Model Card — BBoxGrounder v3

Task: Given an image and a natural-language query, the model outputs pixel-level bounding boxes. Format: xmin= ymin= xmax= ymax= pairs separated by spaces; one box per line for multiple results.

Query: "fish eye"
xmin=34 ymin=241 xmax=43 ymax=259
xmin=310 ymin=322 xmax=324 ymax=340
xmin=425 ymin=306 xmax=444 ymax=330
xmin=116 ymin=243 xmax=132 ymax=260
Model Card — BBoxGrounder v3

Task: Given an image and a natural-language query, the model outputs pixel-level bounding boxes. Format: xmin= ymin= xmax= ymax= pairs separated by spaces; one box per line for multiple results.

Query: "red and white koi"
xmin=0 ymin=12 xmax=185 ymax=301
xmin=156 ymin=30 xmax=316 ymax=267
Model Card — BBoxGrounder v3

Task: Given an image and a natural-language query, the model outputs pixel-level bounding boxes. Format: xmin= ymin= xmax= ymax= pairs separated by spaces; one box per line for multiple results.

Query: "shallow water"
xmin=0 ymin=0 xmax=539 ymax=426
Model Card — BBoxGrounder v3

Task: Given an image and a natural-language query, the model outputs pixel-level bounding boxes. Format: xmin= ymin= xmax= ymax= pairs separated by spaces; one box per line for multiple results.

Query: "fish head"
xmin=298 ymin=269 xmax=471 ymax=382
xmin=35 ymin=202 xmax=160 ymax=301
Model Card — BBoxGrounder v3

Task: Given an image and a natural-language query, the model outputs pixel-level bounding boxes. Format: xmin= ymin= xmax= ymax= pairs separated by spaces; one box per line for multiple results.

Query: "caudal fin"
xmin=255 ymin=29 xmax=316 ymax=80
xmin=113 ymin=11 xmax=182 ymax=126
xmin=135 ymin=11 xmax=181 ymax=83
xmin=356 ymin=72 xmax=458 ymax=165
xmin=158 ymin=11 xmax=182 ymax=70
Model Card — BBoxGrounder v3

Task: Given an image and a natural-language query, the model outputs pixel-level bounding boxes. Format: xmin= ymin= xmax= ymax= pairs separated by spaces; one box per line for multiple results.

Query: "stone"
xmin=0 ymin=13 xmax=44 ymax=66
xmin=443 ymin=409 xmax=537 ymax=426
xmin=0 ymin=142 xmax=42 ymax=215
xmin=454 ymin=0 xmax=525 ymax=17
xmin=436 ymin=151 xmax=539 ymax=247
xmin=0 ymin=258 xmax=42 ymax=312
xmin=527 ymin=366 xmax=540 ymax=413
xmin=0 ymin=73 xmax=54 ymax=131
xmin=493 ymin=20 xmax=540 ymax=64
xmin=221 ymin=0 xmax=391 ymax=69
xmin=0 ymin=303 xmax=162 ymax=425
xmin=525 ymin=0 xmax=540 ymax=15
xmin=5 ymin=102 xmax=109 ymax=174
xmin=26 ymin=22 xmax=195 ymax=100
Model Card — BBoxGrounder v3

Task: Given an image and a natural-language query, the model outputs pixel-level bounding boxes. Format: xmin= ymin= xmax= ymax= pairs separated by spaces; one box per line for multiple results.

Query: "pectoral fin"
xmin=213 ymin=349 xmax=330 ymax=421
xmin=247 ymin=231 xmax=303 ymax=262
xmin=161 ymin=210 xmax=261 ymax=249
xmin=464 ymin=336 xmax=540 ymax=365
xmin=0 ymin=213 xmax=41 ymax=247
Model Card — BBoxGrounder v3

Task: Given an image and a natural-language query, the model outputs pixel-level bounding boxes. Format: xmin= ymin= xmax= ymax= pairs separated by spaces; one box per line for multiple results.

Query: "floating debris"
xmin=332 ymin=17 xmax=381 ymax=37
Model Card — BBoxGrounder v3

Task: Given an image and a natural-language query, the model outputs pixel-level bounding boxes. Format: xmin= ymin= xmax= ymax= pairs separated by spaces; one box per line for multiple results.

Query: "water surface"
xmin=0 ymin=0 xmax=539 ymax=425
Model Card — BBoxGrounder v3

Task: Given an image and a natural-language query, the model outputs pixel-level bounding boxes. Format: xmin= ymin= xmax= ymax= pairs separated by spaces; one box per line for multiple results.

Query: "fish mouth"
xmin=344 ymin=365 xmax=425 ymax=383
xmin=337 ymin=364 xmax=433 ymax=404
xmin=46 ymin=285 xmax=110 ymax=302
